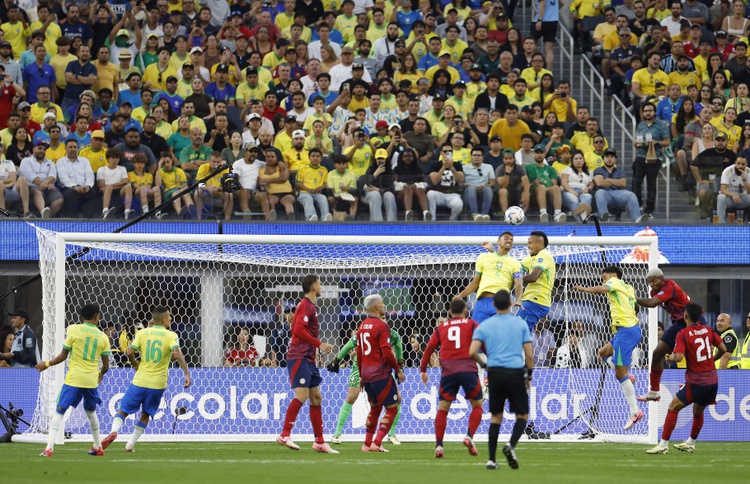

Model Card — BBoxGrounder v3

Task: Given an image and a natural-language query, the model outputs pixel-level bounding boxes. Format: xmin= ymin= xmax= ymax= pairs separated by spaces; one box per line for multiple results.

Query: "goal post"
xmin=24 ymin=228 xmax=659 ymax=444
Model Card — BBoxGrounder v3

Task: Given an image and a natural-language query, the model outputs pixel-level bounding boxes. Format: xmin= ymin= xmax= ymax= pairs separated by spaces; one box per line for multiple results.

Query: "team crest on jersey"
xmin=538 ymin=258 xmax=543 ymax=262
xmin=496 ymin=262 xmax=503 ymax=268
xmin=658 ymin=291 xmax=664 ymax=295
xmin=303 ymin=316 xmax=309 ymax=322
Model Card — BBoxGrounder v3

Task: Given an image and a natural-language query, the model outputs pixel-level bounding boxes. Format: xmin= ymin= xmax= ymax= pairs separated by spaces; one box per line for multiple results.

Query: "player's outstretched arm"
xmin=573 ymin=284 xmax=609 ymax=294
xmin=481 ymin=241 xmax=494 ymax=252
xmin=454 ymin=274 xmax=481 ymax=300
xmin=636 ymin=296 xmax=663 ymax=308
xmin=172 ymin=347 xmax=192 ymax=388
xmin=99 ymin=354 xmax=110 ymax=383
xmin=35 ymin=348 xmax=70 ymax=372
xmin=513 ymin=277 xmax=524 ymax=308
xmin=335 ymin=336 xmax=357 ymax=361
xmin=523 ymin=267 xmax=543 ymax=284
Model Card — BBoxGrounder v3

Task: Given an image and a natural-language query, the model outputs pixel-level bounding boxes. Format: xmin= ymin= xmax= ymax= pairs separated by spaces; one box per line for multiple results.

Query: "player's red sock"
xmin=661 ymin=409 xmax=678 ymax=441
xmin=435 ymin=409 xmax=448 ymax=446
xmin=690 ymin=413 xmax=704 ymax=440
xmin=281 ymin=398 xmax=304 ymax=437
xmin=467 ymin=406 xmax=482 ymax=438
xmin=309 ymin=405 xmax=324 ymax=444
xmin=364 ymin=405 xmax=381 ymax=447
xmin=649 ymin=367 xmax=663 ymax=392
xmin=374 ymin=406 xmax=399 ymax=446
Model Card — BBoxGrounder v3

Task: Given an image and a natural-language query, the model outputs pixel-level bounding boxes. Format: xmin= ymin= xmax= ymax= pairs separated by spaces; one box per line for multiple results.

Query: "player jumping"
xmin=100 ymin=306 xmax=191 ymax=452
xmin=574 ymin=266 xmax=644 ymax=431
xmin=646 ymin=302 xmax=727 ymax=454
xmin=454 ymin=231 xmax=524 ymax=323
xmin=357 ymin=294 xmax=405 ymax=452
xmin=36 ymin=304 xmax=110 ymax=457
xmin=328 ymin=328 xmax=404 ymax=445
xmin=635 ymin=268 xmax=696 ymax=402
xmin=277 ymin=274 xmax=338 ymax=453
xmin=420 ymin=299 xmax=483 ymax=459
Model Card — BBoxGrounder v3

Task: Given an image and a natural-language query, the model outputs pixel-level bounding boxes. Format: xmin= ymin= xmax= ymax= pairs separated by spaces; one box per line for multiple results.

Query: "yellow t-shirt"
xmin=380 ymin=94 xmax=398 ymax=113
xmin=605 ymin=277 xmax=639 ymax=329
xmin=488 ymin=119 xmax=531 ymax=152
xmin=334 ymin=14 xmax=358 ymax=43
xmin=424 ymin=64 xmax=460 ymax=85
xmin=175 ymin=79 xmax=193 ymax=99
xmin=261 ymin=51 xmax=284 ymax=72
xmin=569 ymin=0 xmax=601 ymax=18
xmin=693 ymin=55 xmax=708 ymax=80
xmin=129 ymin=170 xmax=154 ymax=188
xmin=631 ymin=68 xmax=670 ymax=96
xmin=715 ymin=122 xmax=742 ymax=150
xmin=79 ymin=146 xmax=108 ymax=174
xmin=603 ymin=31 xmax=638 ymax=53
xmin=441 ymin=38 xmax=469 ymax=65
xmin=282 ymin=25 xmax=312 ymax=43
xmin=466 ymin=81 xmax=487 ymax=102
xmin=29 ymin=21 xmax=62 ymax=56
xmin=570 ymin=132 xmax=608 ymax=155
xmin=49 ymin=53 xmax=78 ymax=88
xmin=143 ymin=63 xmax=178 ymax=92
xmin=170 ymin=116 xmax=206 ymax=132
xmin=236 ymin=81 xmax=269 ymax=104
xmin=296 ymin=163 xmax=328 ymax=191
xmin=647 ymin=7 xmax=670 ymax=21
xmin=475 ymin=252 xmax=522 ymax=296
xmin=46 ymin=143 xmax=65 ymax=162
xmin=520 ymin=67 xmax=553 ymax=87
xmin=30 ymin=102 xmax=64 ymax=124
xmin=283 ymin=148 xmax=311 ymax=173
xmin=62 ymin=323 xmax=110 ymax=389
xmin=347 ymin=96 xmax=370 ymax=111
xmin=445 ymin=97 xmax=474 ymax=121
xmin=196 ymin=163 xmax=227 ymax=189
xmin=274 ymin=131 xmax=293 ymax=154
xmin=92 ymin=61 xmax=119 ymax=95
xmin=440 ymin=147 xmax=471 ymax=165
xmin=326 ymin=168 xmax=358 ymax=195
xmin=275 ymin=12 xmax=296 ymax=32
xmin=520 ymin=248 xmax=556 ymax=307
xmin=343 ymin=145 xmax=373 ymax=177
xmin=304 ymin=134 xmax=334 ymax=155
xmin=169 ymin=52 xmax=190 ymax=72
xmin=668 ymin=71 xmax=701 ymax=95
xmin=0 ymin=21 xmax=30 ymax=60
xmin=544 ymin=94 xmax=578 ymax=122
xmin=584 ymin=151 xmax=605 ymax=173
xmin=159 ymin=166 xmax=188 ymax=190
xmin=303 ymin=112 xmax=332 ymax=133
xmin=130 ymin=326 xmax=180 ymax=390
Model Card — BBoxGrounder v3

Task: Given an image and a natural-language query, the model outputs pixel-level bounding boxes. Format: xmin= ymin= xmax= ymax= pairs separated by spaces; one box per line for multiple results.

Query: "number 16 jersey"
xmin=131 ymin=326 xmax=180 ymax=390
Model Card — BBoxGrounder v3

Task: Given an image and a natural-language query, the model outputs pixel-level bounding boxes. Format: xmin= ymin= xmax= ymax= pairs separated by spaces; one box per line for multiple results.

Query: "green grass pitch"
xmin=1 ymin=441 xmax=748 ymax=484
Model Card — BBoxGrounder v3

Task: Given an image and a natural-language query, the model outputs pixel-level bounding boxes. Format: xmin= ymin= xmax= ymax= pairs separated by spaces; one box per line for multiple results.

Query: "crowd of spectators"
xmin=0 ymin=0 xmax=746 ymax=222
xmin=572 ymin=0 xmax=750 ymax=222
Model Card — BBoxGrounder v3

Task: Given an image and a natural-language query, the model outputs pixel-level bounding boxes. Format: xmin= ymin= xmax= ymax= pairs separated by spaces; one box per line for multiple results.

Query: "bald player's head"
xmin=715 ymin=313 xmax=732 ymax=332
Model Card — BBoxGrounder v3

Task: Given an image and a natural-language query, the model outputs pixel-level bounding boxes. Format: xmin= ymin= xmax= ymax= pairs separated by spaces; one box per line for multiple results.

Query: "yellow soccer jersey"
xmin=236 ymin=82 xmax=269 ymax=104
xmin=520 ymin=248 xmax=556 ymax=307
xmin=296 ymin=163 xmax=329 ymax=191
xmin=283 ymin=148 xmax=311 ymax=173
xmin=605 ymin=277 xmax=639 ymax=329
xmin=445 ymin=97 xmax=474 ymax=121
xmin=343 ymin=145 xmax=373 ymax=177
xmin=62 ymin=323 xmax=110 ymax=389
xmin=334 ymin=14 xmax=358 ymax=43
xmin=631 ymin=68 xmax=670 ymax=96
xmin=79 ymin=146 xmax=108 ymax=174
xmin=441 ymin=39 xmax=469 ymax=64
xmin=668 ymin=71 xmax=701 ymax=94
xmin=196 ymin=163 xmax=227 ymax=189
xmin=159 ymin=167 xmax=188 ymax=190
xmin=476 ymin=252 xmax=522 ymax=296
xmin=584 ymin=151 xmax=605 ymax=173
xmin=129 ymin=171 xmax=154 ymax=188
xmin=570 ymin=131 xmax=607 ymax=155
xmin=130 ymin=326 xmax=180 ymax=390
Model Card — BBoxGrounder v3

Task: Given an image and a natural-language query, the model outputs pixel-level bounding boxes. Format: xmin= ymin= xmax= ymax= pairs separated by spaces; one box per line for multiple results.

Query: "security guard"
xmin=714 ymin=313 xmax=741 ymax=369
xmin=741 ymin=311 xmax=750 ymax=370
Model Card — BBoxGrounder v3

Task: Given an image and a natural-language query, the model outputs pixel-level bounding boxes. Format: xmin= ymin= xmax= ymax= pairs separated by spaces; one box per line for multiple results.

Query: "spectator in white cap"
xmin=282 ymin=129 xmax=311 ymax=174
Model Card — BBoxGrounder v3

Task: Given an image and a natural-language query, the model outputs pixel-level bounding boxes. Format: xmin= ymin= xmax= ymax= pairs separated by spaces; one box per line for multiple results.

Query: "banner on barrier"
xmin=2 ymin=369 xmax=748 ymax=441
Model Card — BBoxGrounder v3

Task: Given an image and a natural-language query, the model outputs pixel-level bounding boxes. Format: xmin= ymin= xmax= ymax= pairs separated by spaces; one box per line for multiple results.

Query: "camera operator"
xmin=1 ymin=309 xmax=39 ymax=368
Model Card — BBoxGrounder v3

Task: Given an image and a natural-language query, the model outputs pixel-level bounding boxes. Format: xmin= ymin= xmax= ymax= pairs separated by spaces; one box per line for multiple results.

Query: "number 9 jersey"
xmin=420 ymin=317 xmax=480 ymax=376
xmin=131 ymin=326 xmax=180 ymax=390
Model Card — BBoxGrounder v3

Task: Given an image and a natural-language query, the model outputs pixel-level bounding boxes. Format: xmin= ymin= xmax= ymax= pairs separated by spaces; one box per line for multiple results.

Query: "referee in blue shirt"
xmin=470 ymin=290 xmax=533 ymax=471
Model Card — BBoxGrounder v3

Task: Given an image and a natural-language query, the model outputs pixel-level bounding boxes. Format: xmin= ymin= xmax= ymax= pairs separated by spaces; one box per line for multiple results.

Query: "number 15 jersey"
xmin=357 ymin=317 xmax=399 ymax=383
xmin=131 ymin=326 xmax=180 ymax=390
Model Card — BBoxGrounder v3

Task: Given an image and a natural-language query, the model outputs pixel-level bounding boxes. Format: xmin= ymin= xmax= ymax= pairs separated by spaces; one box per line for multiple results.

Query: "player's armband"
xmin=513 ymin=271 xmax=523 ymax=279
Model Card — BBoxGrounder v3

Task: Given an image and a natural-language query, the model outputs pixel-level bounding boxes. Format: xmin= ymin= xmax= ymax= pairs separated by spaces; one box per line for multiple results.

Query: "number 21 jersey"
xmin=674 ymin=324 xmax=722 ymax=386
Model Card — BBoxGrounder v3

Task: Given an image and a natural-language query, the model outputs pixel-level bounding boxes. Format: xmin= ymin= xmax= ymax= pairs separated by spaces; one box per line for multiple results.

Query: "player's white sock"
xmin=45 ymin=412 xmax=65 ymax=451
xmin=659 ymin=439 xmax=669 ymax=448
xmin=686 ymin=437 xmax=696 ymax=445
xmin=111 ymin=415 xmax=124 ymax=434
xmin=86 ymin=411 xmax=102 ymax=449
xmin=604 ymin=356 xmax=615 ymax=369
xmin=620 ymin=378 xmax=639 ymax=414
xmin=126 ymin=422 xmax=146 ymax=450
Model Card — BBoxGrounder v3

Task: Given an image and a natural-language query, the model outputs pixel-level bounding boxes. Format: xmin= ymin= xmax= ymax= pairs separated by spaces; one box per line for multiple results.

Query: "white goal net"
xmin=26 ymin=229 xmax=659 ymax=444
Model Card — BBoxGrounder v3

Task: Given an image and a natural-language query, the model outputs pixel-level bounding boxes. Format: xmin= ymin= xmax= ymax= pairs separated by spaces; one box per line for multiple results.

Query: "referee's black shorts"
xmin=487 ymin=367 xmax=529 ymax=415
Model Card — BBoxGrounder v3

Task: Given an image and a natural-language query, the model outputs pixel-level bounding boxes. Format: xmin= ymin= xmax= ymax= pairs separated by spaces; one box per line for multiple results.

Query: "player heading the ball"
xmin=421 ymin=299 xmax=483 ymax=459
xmin=277 ymin=274 xmax=338 ymax=454
xmin=101 ymin=306 xmax=191 ymax=452
xmin=646 ymin=302 xmax=727 ymax=455
xmin=36 ymin=303 xmax=111 ymax=457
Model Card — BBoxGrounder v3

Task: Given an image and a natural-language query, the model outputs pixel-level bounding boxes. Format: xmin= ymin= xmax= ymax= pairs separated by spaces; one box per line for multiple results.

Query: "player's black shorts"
xmin=530 ymin=21 xmax=558 ymax=43
xmin=676 ymin=382 xmax=718 ymax=406
xmin=487 ymin=367 xmax=529 ymax=415
xmin=439 ymin=371 xmax=482 ymax=401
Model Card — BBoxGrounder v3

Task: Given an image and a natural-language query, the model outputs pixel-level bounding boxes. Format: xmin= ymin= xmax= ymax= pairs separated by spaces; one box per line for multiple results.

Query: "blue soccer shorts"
xmin=118 ymin=384 xmax=165 ymax=417
xmin=363 ymin=375 xmax=399 ymax=407
xmin=439 ymin=371 xmax=482 ymax=401
xmin=611 ymin=325 xmax=642 ymax=367
xmin=287 ymin=358 xmax=322 ymax=389
xmin=517 ymin=301 xmax=550 ymax=330
xmin=473 ymin=296 xmax=497 ymax=324
xmin=676 ymin=382 xmax=718 ymax=406
xmin=56 ymin=384 xmax=101 ymax=413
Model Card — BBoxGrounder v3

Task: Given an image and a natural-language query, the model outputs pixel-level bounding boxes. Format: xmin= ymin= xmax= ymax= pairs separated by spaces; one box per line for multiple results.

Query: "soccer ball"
xmin=505 ymin=206 xmax=525 ymax=225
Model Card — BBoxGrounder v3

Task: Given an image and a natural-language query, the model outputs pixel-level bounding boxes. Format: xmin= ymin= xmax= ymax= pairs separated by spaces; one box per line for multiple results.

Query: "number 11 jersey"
xmin=62 ymin=323 xmax=110 ymax=389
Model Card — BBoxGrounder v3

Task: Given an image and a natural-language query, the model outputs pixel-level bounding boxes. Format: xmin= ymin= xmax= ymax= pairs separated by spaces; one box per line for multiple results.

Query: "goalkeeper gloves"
xmin=326 ymin=359 xmax=341 ymax=373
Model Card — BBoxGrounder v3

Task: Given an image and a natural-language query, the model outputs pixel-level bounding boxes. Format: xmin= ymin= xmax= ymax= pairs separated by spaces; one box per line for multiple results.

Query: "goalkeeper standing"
xmin=328 ymin=324 xmax=404 ymax=445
